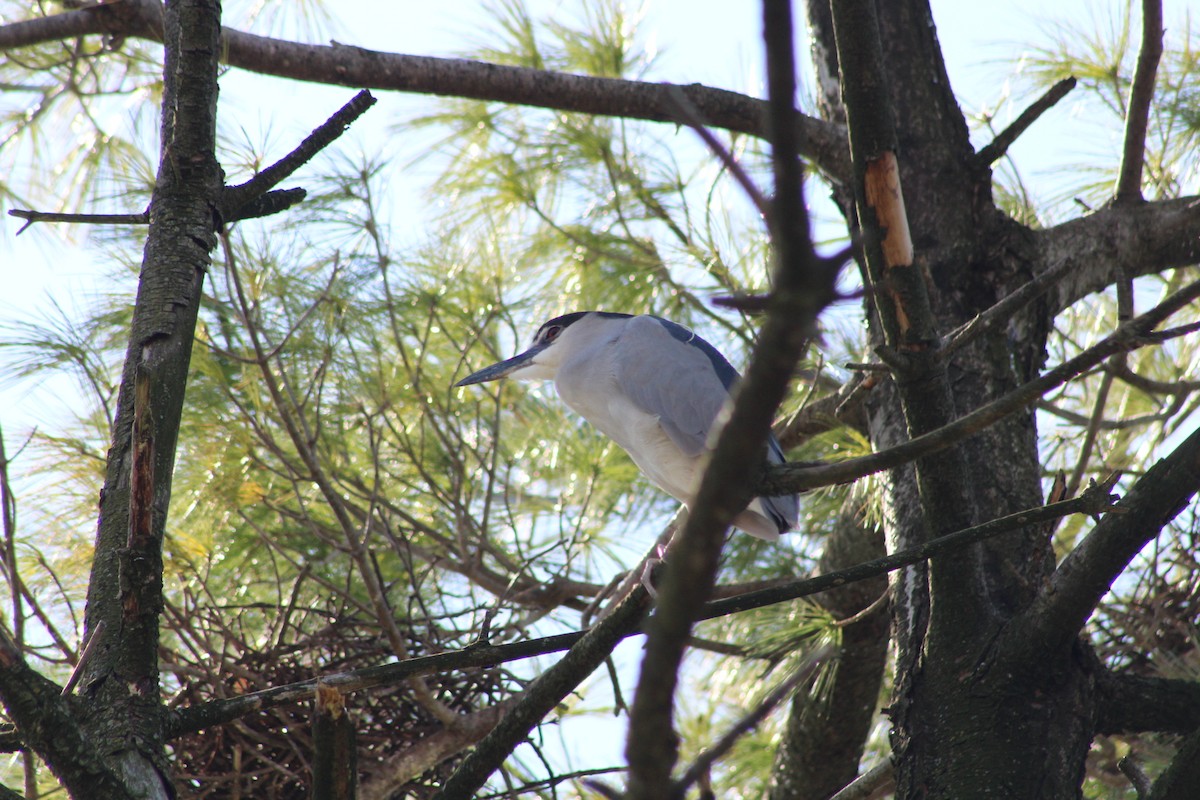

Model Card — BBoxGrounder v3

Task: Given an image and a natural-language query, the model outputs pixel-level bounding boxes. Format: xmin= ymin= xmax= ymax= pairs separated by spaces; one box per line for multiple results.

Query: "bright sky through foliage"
xmin=2 ymin=0 xmax=1095 ymax=435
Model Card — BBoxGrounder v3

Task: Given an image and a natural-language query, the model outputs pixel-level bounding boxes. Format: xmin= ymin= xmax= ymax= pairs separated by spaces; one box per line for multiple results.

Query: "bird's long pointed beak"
xmin=455 ymin=344 xmax=544 ymax=387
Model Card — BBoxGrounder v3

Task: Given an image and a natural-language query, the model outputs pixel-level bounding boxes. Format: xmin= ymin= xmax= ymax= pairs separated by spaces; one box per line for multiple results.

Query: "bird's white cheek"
xmin=508 ymin=361 xmax=557 ymax=382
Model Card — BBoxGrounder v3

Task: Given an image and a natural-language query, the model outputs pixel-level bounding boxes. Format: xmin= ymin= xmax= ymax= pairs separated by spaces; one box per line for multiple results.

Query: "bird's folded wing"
xmin=613 ymin=316 xmax=734 ymax=458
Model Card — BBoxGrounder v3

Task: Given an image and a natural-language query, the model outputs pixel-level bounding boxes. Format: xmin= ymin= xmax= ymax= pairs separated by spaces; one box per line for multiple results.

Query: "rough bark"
xmin=814 ymin=1 xmax=1199 ymax=798
xmin=76 ymin=0 xmax=225 ymax=797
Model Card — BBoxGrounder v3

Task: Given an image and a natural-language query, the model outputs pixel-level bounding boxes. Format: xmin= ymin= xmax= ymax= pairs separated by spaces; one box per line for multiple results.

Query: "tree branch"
xmin=974 ymin=77 xmax=1077 ymax=167
xmin=625 ymin=1 xmax=836 ymax=794
xmin=149 ymin=487 xmax=1111 ymax=752
xmin=218 ymin=89 xmax=375 ymax=221
xmin=1096 ymin=670 xmax=1200 ymax=735
xmin=1114 ymin=0 xmax=1164 ymax=202
xmin=431 ymin=585 xmax=653 ymax=799
xmin=0 ymin=630 xmax=130 ymax=798
xmin=762 ymin=276 xmax=1200 ymax=495
xmin=71 ymin=0 xmax=227 ymax=795
xmin=706 ymin=480 xmax=1116 ymax=620
xmin=940 ymin=256 xmax=1078 ymax=357
xmin=358 ymin=701 xmax=515 ymax=800
xmin=828 ymin=761 xmax=894 ymax=800
xmin=7 ymin=87 xmax=371 ymax=235
xmin=1037 ymin=196 xmax=1200 ymax=317
xmin=675 ymin=646 xmax=834 ymax=797
xmin=0 ymin=0 xmax=851 ymax=183
xmin=831 ymin=0 xmax=994 ymax=676
xmin=7 ymin=209 xmax=149 ymax=234
xmin=768 ymin=505 xmax=886 ymax=800
xmin=1148 ymin=727 xmax=1200 ymax=800
xmin=7 ymin=189 xmax=309 ymax=234
xmin=1018 ymin=423 xmax=1200 ymax=658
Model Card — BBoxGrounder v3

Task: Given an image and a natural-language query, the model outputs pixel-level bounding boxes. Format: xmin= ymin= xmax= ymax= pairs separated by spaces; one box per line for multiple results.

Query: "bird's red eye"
xmin=543 ymin=325 xmax=562 ymax=342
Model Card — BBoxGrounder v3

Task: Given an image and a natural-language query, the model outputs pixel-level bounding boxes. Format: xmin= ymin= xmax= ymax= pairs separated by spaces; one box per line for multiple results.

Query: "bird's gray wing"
xmin=613 ymin=316 xmax=736 ymax=457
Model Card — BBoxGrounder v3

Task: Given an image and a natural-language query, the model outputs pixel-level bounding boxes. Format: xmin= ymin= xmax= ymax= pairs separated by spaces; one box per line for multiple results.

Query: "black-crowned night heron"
xmin=456 ymin=311 xmax=798 ymax=540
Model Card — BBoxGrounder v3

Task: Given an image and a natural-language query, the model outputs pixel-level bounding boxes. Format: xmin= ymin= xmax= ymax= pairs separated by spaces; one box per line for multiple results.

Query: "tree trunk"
xmin=822 ymin=0 xmax=1093 ymax=796
xmin=769 ymin=504 xmax=888 ymax=800
xmin=78 ymin=0 xmax=225 ymax=796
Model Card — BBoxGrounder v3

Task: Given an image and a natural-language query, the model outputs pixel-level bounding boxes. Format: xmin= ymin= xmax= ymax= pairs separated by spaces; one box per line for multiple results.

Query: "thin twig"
xmin=60 ymin=620 xmax=105 ymax=696
xmin=1037 ymin=397 xmax=1183 ymax=431
xmin=474 ymin=767 xmax=626 ymax=800
xmin=830 ymin=589 xmax=889 ymax=628
xmin=975 ymin=77 xmax=1077 ymax=166
xmin=663 ymin=83 xmax=771 ymax=219
xmin=1065 ymin=370 xmax=1114 ymax=499
xmin=674 ymin=645 xmax=835 ymax=796
xmin=828 ymin=761 xmax=895 ymax=800
xmin=7 ymin=209 xmax=148 ymax=235
xmin=1107 ymin=358 xmax=1200 ymax=394
xmin=941 ymin=258 xmax=1078 ymax=357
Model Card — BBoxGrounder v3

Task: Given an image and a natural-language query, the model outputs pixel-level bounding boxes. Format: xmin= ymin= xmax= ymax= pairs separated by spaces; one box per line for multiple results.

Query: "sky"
xmin=0 ymin=0 xmax=1132 ymax=785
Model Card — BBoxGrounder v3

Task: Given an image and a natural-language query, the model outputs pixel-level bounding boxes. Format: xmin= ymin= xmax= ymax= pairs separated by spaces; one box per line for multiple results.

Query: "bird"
xmin=455 ymin=311 xmax=798 ymax=540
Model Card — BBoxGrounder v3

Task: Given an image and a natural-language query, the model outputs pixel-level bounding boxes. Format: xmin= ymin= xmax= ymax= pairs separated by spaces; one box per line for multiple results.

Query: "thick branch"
xmin=71 ymin=1 xmax=226 ymax=797
xmin=1018 ymin=423 xmax=1200 ymax=657
xmin=1037 ymin=196 xmax=1200 ymax=317
xmin=1096 ymin=670 xmax=1200 ymax=735
xmin=833 ymin=0 xmax=989 ymax=659
xmin=0 ymin=0 xmax=851 ymax=183
xmin=0 ymin=632 xmax=129 ymax=797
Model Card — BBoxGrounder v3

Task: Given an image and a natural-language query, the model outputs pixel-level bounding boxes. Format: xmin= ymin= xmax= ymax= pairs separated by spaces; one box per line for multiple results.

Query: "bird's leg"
xmin=593 ymin=510 xmax=684 ymax=619
xmin=639 ymin=543 xmax=669 ymax=598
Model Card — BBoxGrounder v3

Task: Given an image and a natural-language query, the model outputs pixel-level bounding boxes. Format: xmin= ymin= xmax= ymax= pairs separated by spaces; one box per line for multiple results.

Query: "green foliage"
xmin=999 ymin=6 xmax=1200 ymax=211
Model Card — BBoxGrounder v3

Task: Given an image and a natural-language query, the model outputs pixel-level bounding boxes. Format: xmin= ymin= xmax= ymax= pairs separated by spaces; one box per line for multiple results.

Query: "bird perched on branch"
xmin=456 ymin=311 xmax=798 ymax=540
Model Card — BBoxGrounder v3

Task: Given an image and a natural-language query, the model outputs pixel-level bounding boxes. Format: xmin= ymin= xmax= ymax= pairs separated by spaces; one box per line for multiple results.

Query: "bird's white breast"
xmin=554 ymin=333 xmax=701 ymax=503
